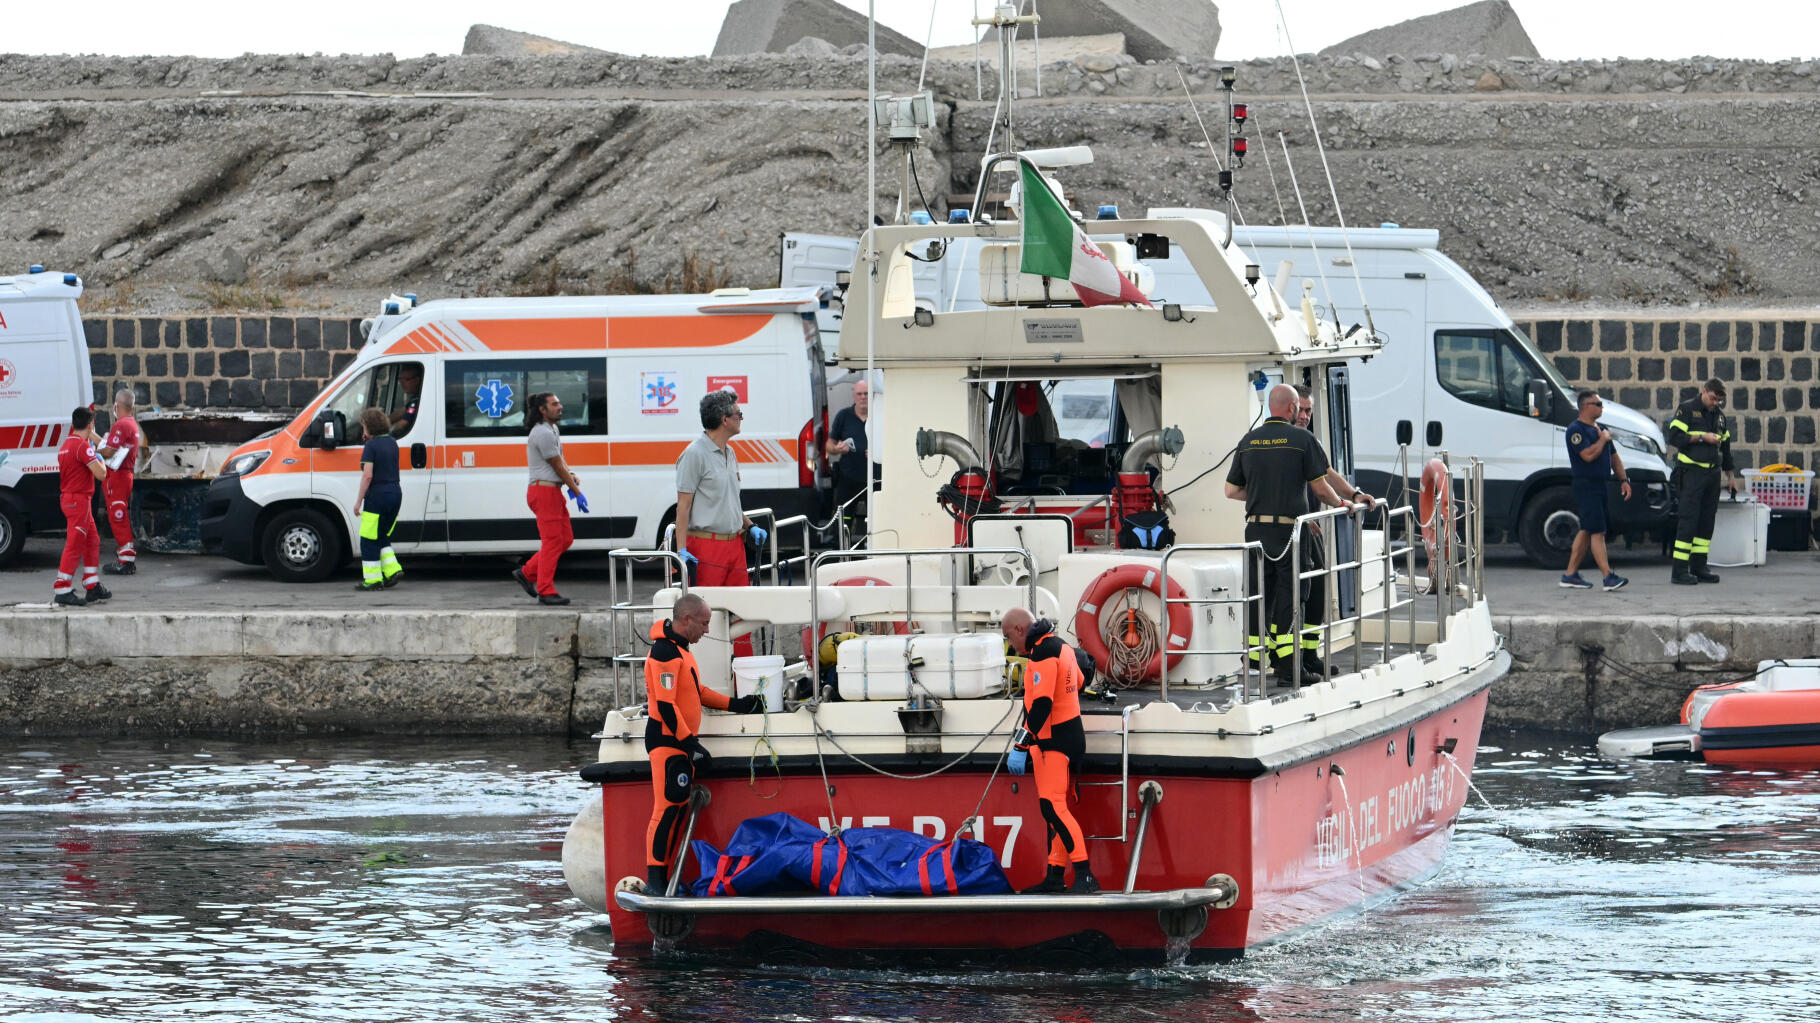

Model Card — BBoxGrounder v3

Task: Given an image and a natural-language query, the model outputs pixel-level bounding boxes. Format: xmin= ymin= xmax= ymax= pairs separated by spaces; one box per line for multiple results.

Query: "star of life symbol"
xmin=475 ymin=379 xmax=514 ymax=419
xmin=645 ymin=376 xmax=677 ymax=408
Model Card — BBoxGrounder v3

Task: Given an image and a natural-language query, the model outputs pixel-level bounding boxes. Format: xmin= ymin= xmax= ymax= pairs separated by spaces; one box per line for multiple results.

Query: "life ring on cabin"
xmin=1072 ymin=565 xmax=1192 ymax=683
xmin=1419 ymin=458 xmax=1453 ymax=575
xmin=804 ymin=576 xmax=912 ymax=663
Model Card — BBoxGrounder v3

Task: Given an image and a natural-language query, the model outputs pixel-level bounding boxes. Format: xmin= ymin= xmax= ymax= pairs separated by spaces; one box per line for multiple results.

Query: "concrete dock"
xmin=3 ymin=543 xmax=1816 ymax=737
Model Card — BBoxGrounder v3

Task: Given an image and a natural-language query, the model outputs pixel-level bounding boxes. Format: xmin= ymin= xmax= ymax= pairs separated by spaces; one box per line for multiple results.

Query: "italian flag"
xmin=1017 ymin=160 xmax=1150 ymax=307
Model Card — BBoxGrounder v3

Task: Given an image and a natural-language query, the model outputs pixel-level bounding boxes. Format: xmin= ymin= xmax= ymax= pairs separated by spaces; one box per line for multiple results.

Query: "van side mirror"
xmin=410 ymin=442 xmax=427 ymax=469
xmin=301 ymin=410 xmax=344 ymax=451
xmin=1525 ymin=380 xmax=1553 ymax=420
xmin=1395 ymin=420 xmax=1413 ymax=447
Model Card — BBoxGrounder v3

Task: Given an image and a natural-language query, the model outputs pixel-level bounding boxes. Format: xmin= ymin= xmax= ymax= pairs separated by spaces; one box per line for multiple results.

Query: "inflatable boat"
xmin=1598 ymin=659 xmax=1820 ymax=765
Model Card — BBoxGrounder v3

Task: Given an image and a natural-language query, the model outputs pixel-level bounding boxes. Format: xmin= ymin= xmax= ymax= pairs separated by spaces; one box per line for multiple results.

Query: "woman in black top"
xmin=355 ymin=407 xmax=405 ymax=590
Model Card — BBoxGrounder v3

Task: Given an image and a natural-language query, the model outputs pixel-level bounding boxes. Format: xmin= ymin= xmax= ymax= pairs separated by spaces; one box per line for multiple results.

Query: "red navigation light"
xmin=1232 ymin=137 xmax=1248 ymax=156
xmin=1233 ymin=103 xmax=1248 ymax=124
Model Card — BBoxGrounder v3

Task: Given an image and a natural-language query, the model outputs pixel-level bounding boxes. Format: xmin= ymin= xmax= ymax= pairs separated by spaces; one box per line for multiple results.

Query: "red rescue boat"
xmin=1600 ymin=659 xmax=1820 ymax=766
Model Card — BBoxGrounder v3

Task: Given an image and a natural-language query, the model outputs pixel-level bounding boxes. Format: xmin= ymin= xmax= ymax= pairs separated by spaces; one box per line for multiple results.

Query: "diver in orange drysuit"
xmin=1001 ymin=606 xmax=1100 ymax=895
xmin=644 ymin=593 xmax=764 ymax=891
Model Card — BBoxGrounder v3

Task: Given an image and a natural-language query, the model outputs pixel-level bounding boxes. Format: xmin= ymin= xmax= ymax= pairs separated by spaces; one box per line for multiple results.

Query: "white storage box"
xmin=836 ymin=633 xmax=1006 ymax=701
xmin=1709 ymin=498 xmax=1769 ymax=567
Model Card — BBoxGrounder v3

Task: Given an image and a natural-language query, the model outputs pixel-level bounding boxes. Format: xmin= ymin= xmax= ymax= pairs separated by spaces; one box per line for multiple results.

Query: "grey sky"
xmin=10 ymin=1 xmax=1816 ymax=61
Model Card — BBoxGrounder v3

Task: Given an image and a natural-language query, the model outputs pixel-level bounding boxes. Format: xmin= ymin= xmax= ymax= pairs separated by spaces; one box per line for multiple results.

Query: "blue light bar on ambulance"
xmin=29 ymin=265 xmax=44 ymax=273
xmin=63 ymin=274 xmax=79 ymax=285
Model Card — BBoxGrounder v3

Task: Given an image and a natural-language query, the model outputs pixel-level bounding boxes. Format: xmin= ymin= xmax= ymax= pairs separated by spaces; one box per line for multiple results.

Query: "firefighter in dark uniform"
xmin=1294 ymin=384 xmax=1372 ymax=678
xmin=1000 ymin=606 xmax=1098 ymax=895
xmin=1666 ymin=378 xmax=1736 ymax=585
xmin=643 ymin=593 xmax=764 ymax=891
xmin=1225 ymin=384 xmax=1374 ymax=687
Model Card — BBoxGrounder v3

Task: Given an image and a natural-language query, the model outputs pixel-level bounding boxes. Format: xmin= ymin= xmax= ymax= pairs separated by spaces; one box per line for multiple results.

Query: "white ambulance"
xmin=0 ymin=266 xmax=91 ymax=566
xmin=201 ymin=288 xmax=832 ymax=581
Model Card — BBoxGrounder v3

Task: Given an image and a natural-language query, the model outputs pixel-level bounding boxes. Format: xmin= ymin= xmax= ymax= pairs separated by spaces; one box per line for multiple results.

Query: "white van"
xmin=0 ymin=266 xmax=91 ymax=565
xmin=782 ymin=219 xmax=1675 ymax=566
xmin=201 ymin=288 xmax=831 ymax=581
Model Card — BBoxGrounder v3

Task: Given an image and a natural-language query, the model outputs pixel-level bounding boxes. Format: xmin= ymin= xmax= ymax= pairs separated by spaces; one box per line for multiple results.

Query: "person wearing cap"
xmin=1225 ymin=384 xmax=1375 ymax=688
xmin=1558 ymin=390 xmax=1631 ymax=592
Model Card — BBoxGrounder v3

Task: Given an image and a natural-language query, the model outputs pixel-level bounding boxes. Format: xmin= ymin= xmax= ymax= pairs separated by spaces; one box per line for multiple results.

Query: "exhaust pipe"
xmin=1120 ymin=426 xmax=1184 ymax=473
xmin=916 ymin=428 xmax=982 ymax=469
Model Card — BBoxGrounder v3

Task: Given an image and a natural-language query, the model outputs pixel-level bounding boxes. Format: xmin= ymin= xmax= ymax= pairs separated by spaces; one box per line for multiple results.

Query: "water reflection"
xmin=2 ymin=733 xmax=1818 ymax=1022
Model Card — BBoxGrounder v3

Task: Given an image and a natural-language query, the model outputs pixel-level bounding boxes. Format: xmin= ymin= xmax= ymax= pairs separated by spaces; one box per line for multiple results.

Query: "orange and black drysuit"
xmin=643 ymin=618 xmax=761 ymax=888
xmin=1015 ymin=619 xmax=1089 ymax=877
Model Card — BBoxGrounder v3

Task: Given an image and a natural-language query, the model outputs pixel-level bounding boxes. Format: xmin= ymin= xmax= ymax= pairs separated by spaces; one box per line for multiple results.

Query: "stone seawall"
xmin=81 ymin=312 xmax=1820 ymax=472
xmin=5 ymin=610 xmax=1814 ymax=738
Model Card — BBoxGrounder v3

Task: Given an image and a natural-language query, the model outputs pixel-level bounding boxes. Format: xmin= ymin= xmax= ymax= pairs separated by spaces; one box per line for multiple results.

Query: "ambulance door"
xmin=440 ymin=354 xmax=613 ymax=553
xmin=309 ymin=359 xmax=437 ymax=552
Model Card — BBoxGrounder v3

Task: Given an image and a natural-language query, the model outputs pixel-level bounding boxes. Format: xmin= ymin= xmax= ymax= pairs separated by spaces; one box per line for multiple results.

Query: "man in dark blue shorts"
xmin=1560 ymin=390 xmax=1631 ymax=591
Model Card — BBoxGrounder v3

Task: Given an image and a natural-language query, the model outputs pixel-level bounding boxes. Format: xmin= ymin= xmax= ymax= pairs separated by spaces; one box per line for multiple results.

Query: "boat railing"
xmin=1155 ymin=541 xmax=1268 ymax=703
xmin=1284 ymin=455 xmax=1487 ymax=688
xmin=809 ymin=545 xmax=1040 ymax=638
xmin=606 ymin=545 xmax=695 ymax=712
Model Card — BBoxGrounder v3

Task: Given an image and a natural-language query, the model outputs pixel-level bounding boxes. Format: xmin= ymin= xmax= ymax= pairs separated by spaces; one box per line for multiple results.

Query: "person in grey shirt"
xmin=515 ymin=392 xmax=580 ymax=605
xmin=675 ymin=389 xmax=765 ymax=590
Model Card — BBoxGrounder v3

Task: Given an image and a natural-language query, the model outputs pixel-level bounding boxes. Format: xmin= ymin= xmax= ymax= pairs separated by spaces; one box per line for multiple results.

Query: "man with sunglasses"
xmin=1666 ymin=379 xmax=1735 ymax=585
xmin=1560 ymin=390 xmax=1630 ymax=591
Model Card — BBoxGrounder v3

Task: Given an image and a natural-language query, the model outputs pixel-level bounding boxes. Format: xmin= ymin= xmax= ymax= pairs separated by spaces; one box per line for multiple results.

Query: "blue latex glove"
xmin=1006 ymin=748 xmax=1029 ymax=776
xmin=748 ymin=525 xmax=768 ymax=547
xmin=565 ymin=487 xmax=589 ymax=513
xmin=680 ymin=549 xmax=699 ymax=567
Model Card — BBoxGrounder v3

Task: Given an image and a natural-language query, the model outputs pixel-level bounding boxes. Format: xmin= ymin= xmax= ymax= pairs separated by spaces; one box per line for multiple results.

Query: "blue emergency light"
xmin=1097 ymin=205 xmax=1118 ymax=219
xmin=910 ymin=211 xmax=932 ymax=225
xmin=29 ymin=265 xmax=44 ymax=273
xmin=948 ymin=209 xmax=970 ymax=224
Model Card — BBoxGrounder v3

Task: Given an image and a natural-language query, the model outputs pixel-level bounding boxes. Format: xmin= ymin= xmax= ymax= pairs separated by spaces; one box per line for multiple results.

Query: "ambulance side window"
xmin=444 ymin=357 xmax=607 ymax=438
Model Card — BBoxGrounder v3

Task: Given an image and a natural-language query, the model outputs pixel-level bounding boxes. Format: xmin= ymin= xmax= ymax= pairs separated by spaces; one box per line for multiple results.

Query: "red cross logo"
xmin=0 ymin=359 xmax=15 ymax=387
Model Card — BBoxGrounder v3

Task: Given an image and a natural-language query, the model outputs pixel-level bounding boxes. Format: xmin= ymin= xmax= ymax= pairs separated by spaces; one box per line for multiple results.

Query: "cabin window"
xmin=1434 ymin=330 xmax=1554 ymax=418
xmin=322 ymin=361 xmax=425 ymax=438
xmin=443 ymin=357 xmax=607 ymax=438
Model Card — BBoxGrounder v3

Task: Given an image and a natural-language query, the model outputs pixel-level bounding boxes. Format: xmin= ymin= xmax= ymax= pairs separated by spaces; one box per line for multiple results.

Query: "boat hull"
xmin=564 ymin=679 xmax=1492 ymax=959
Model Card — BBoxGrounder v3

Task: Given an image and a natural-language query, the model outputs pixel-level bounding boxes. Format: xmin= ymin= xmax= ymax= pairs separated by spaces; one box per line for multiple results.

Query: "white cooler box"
xmin=836 ymin=633 xmax=1006 ymax=701
xmin=1709 ymin=498 xmax=1770 ymax=567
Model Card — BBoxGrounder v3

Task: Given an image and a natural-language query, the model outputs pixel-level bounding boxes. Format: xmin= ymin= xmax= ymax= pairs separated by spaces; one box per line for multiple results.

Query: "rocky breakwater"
xmin=1 ymin=51 xmax=1818 ymax=309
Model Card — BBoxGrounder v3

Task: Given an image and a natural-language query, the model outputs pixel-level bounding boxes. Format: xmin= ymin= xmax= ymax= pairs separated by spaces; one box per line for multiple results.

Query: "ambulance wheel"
xmin=262 ymin=507 xmax=342 ymax=583
xmin=1516 ymin=485 xmax=1577 ymax=570
xmin=0 ymin=499 xmax=24 ymax=567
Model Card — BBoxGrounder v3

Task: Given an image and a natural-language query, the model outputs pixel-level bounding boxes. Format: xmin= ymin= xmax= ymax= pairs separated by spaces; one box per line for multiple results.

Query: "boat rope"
xmin=747 ymin=710 xmax=783 ymax=799
xmin=1273 ymin=131 xmax=1335 ymax=325
xmin=808 ymin=697 xmax=1020 ymax=785
xmin=1272 ymin=0 xmax=1375 ymax=337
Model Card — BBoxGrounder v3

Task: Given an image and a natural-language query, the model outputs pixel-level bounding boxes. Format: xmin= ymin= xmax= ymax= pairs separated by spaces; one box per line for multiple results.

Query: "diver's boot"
xmin=1067 ymin=864 xmax=1101 ymax=895
xmin=1020 ymin=865 xmax=1066 ymax=894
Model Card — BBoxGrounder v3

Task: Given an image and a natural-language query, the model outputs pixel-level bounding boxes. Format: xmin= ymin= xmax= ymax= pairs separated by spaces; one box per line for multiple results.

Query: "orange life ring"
xmin=1419 ymin=458 xmax=1452 ymax=568
xmin=804 ymin=576 xmax=911 ymax=662
xmin=1072 ymin=564 xmax=1193 ymax=682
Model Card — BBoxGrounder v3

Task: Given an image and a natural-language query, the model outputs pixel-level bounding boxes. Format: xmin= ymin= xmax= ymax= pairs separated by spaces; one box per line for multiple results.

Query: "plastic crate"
xmin=1740 ymin=469 xmax=1814 ymax=510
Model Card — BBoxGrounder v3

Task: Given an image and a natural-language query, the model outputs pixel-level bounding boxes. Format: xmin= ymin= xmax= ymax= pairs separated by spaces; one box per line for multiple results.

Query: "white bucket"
xmin=731 ymin=655 xmax=788 ymax=713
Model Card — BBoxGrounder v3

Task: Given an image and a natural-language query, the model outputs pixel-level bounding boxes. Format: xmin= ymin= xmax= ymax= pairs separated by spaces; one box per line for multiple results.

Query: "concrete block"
xmin=0 ymin=614 xmax=69 ymax=659
xmin=1024 ymin=1 xmax=1218 ymax=64
xmin=1658 ymin=616 xmax=1736 ymax=667
xmin=1498 ymin=615 xmax=1569 ymax=671
xmin=1321 ymin=1 xmax=1538 ymax=60
xmin=1728 ymin=616 xmax=1817 ymax=667
xmin=66 ymin=612 xmax=243 ymax=659
xmin=462 ymin=25 xmax=608 ymax=57
xmin=516 ymin=612 xmax=578 ymax=659
xmin=713 ymin=0 xmax=920 ymax=57
xmin=242 ymin=611 xmax=518 ymax=657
